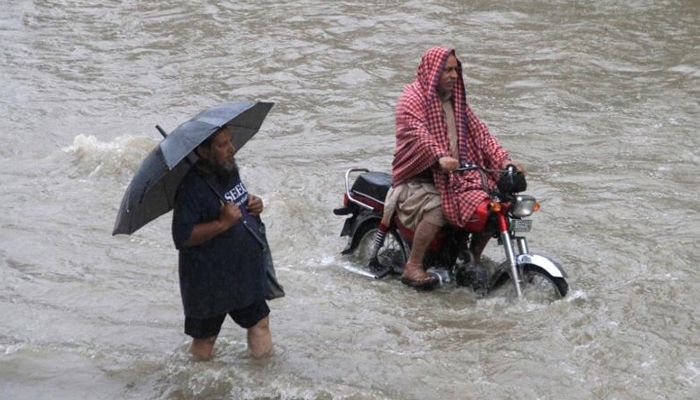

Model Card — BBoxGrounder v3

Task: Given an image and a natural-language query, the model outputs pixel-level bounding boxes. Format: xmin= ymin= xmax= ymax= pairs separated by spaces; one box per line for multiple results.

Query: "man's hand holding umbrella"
xmin=247 ymin=194 xmax=264 ymax=217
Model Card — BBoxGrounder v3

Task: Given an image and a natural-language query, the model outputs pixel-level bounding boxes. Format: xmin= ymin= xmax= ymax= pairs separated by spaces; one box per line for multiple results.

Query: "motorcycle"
xmin=333 ymin=163 xmax=568 ymax=300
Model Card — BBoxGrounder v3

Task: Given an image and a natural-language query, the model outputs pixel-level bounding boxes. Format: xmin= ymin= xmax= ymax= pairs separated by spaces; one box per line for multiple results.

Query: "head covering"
xmin=391 ymin=47 xmax=510 ymax=227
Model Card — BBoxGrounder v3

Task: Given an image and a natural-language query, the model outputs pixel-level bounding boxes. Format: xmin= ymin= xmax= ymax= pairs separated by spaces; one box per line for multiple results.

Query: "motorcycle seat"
xmin=351 ymin=171 xmax=391 ymax=204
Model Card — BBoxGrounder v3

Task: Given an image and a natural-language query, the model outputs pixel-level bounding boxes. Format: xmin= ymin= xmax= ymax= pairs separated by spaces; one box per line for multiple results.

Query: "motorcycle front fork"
xmin=500 ymin=229 xmax=529 ymax=299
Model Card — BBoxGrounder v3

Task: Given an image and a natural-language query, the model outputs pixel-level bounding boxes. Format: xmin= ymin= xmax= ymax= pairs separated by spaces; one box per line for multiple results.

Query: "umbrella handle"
xmin=242 ymin=220 xmax=266 ymax=248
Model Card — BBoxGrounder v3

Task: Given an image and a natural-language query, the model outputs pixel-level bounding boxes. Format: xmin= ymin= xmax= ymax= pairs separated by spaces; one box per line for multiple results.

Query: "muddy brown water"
xmin=1 ymin=1 xmax=699 ymax=399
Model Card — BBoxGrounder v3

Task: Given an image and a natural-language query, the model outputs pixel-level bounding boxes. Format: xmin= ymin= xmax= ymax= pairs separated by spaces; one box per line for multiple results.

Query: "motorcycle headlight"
xmin=512 ymin=195 xmax=537 ymax=217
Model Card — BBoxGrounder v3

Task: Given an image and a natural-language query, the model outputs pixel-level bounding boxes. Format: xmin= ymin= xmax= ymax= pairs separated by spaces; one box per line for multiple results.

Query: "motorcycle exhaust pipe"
xmin=342 ymin=264 xmax=383 ymax=279
xmin=426 ymin=267 xmax=451 ymax=286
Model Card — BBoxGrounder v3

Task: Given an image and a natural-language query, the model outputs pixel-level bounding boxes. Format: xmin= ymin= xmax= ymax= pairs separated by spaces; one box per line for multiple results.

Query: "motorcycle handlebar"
xmin=456 ymin=162 xmax=479 ymax=171
xmin=455 ymin=162 xmax=526 ymax=195
xmin=456 ymin=162 xmax=517 ymax=174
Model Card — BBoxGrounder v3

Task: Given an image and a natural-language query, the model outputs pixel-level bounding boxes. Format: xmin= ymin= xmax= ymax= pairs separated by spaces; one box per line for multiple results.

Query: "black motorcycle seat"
xmin=351 ymin=171 xmax=391 ymax=203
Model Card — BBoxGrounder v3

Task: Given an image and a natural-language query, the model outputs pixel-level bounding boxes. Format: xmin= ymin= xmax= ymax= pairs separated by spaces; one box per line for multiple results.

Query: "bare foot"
xmin=401 ymin=262 xmax=438 ymax=289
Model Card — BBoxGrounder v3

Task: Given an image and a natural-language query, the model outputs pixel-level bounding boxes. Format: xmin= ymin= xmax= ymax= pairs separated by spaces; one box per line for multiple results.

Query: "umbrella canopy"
xmin=112 ymin=101 xmax=274 ymax=236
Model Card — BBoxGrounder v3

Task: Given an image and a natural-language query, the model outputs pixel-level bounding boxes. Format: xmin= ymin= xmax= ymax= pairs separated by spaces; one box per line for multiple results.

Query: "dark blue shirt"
xmin=172 ymin=168 xmax=266 ymax=318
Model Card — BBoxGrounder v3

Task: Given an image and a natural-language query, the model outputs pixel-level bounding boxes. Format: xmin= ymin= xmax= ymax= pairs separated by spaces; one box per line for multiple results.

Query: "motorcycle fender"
xmin=341 ymin=211 xmax=380 ymax=255
xmin=340 ymin=215 xmax=357 ymax=237
xmin=516 ymin=254 xmax=567 ymax=278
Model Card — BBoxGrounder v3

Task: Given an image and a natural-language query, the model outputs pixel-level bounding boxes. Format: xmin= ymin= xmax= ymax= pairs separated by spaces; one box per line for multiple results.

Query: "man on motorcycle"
xmin=385 ymin=46 xmax=523 ymax=289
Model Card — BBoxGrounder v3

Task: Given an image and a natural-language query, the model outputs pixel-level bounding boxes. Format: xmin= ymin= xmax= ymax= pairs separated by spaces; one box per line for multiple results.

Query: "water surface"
xmin=1 ymin=0 xmax=699 ymax=399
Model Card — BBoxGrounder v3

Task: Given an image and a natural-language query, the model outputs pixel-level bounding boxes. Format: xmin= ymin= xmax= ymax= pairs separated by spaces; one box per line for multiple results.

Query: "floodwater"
xmin=1 ymin=0 xmax=699 ymax=399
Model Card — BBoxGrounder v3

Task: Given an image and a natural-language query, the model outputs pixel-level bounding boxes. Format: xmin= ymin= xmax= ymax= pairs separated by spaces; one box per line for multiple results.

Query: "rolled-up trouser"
xmin=384 ymin=179 xmax=446 ymax=231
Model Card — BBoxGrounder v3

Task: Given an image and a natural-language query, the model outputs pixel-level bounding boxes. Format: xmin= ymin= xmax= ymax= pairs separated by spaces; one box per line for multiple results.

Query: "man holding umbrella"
xmin=113 ymin=102 xmax=281 ymax=360
xmin=172 ymin=125 xmax=272 ymax=360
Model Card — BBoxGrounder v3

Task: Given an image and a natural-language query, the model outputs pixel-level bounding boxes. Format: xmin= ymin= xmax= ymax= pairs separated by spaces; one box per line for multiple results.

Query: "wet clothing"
xmin=383 ymin=178 xmax=446 ymax=231
xmin=392 ymin=47 xmax=510 ymax=227
xmin=442 ymin=95 xmax=459 ymax=158
xmin=172 ymin=167 xmax=267 ymax=319
xmin=184 ymin=299 xmax=270 ymax=338
xmin=382 ymin=94 xmax=457 ymax=230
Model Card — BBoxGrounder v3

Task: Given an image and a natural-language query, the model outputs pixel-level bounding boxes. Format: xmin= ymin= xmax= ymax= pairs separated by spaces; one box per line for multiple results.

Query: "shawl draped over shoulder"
xmin=392 ymin=47 xmax=510 ymax=227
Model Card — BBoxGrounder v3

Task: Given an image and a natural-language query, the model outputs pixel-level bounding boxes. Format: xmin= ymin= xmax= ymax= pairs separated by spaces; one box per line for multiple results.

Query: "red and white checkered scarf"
xmin=392 ymin=47 xmax=510 ymax=227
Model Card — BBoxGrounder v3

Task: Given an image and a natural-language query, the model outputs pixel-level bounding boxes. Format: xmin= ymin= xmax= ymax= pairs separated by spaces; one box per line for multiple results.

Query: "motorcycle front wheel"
xmin=353 ymin=222 xmax=408 ymax=275
xmin=490 ymin=263 xmax=568 ymax=301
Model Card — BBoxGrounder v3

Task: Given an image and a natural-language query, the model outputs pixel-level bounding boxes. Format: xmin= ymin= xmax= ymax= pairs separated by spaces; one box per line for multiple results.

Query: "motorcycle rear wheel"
xmin=353 ymin=222 xmax=408 ymax=275
xmin=490 ymin=263 xmax=568 ymax=301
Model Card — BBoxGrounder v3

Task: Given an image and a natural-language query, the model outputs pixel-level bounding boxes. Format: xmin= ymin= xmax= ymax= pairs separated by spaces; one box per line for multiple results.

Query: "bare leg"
xmin=247 ymin=316 xmax=272 ymax=358
xmin=189 ymin=335 xmax=217 ymax=361
xmin=402 ymin=219 xmax=441 ymax=285
xmin=408 ymin=219 xmax=441 ymax=265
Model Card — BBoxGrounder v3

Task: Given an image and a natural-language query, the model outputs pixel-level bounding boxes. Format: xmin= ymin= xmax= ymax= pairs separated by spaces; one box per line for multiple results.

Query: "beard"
xmin=199 ymin=156 xmax=239 ymax=184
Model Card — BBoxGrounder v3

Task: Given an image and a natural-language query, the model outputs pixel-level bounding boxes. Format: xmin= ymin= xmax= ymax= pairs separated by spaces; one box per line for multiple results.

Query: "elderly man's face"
xmin=204 ymin=127 xmax=237 ymax=172
xmin=438 ymin=55 xmax=458 ymax=96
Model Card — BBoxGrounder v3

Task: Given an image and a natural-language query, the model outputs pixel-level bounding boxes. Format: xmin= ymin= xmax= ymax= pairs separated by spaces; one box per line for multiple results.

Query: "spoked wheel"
xmin=353 ymin=223 xmax=408 ymax=275
xmin=490 ymin=263 xmax=568 ymax=301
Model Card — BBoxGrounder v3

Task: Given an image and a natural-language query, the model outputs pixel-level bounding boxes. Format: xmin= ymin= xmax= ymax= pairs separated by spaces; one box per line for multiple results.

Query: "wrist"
xmin=218 ymin=217 xmax=234 ymax=231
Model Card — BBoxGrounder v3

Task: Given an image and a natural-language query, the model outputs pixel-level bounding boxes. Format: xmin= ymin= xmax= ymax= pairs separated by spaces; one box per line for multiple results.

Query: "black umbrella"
xmin=112 ymin=101 xmax=273 ymax=236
